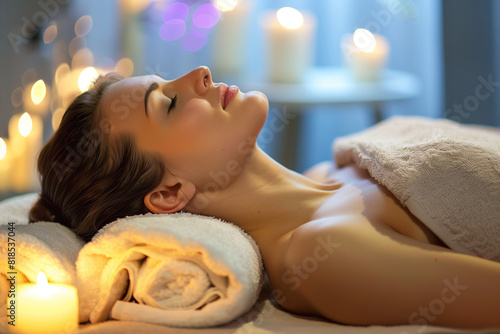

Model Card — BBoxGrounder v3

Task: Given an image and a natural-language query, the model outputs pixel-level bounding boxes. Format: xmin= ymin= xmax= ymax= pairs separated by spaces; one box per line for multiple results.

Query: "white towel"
xmin=0 ymin=193 xmax=85 ymax=310
xmin=334 ymin=116 xmax=500 ymax=262
xmin=77 ymin=212 xmax=263 ymax=328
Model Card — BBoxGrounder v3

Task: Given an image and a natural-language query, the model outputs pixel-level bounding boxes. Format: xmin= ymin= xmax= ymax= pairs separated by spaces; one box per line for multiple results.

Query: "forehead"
xmin=99 ymin=75 xmax=159 ymax=128
xmin=103 ymin=75 xmax=156 ymax=102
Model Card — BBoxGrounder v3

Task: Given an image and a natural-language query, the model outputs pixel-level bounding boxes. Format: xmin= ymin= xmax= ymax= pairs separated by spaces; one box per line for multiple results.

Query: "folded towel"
xmin=0 ymin=193 xmax=85 ymax=310
xmin=333 ymin=116 xmax=500 ymax=262
xmin=77 ymin=212 xmax=263 ymax=328
xmin=0 ymin=193 xmax=38 ymax=225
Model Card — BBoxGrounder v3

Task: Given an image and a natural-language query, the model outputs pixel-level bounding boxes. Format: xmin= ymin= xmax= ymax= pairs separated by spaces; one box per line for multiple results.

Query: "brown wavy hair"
xmin=29 ymin=73 xmax=166 ymax=242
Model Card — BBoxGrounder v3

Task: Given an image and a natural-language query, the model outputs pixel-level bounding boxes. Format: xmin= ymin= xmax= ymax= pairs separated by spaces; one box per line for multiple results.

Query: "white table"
xmin=239 ymin=67 xmax=420 ymax=169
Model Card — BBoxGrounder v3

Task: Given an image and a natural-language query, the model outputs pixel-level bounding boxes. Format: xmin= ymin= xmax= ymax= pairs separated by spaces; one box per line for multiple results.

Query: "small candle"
xmin=0 ymin=138 xmax=12 ymax=192
xmin=342 ymin=28 xmax=389 ymax=81
xmin=261 ymin=7 xmax=316 ymax=83
xmin=8 ymin=112 xmax=43 ymax=193
xmin=8 ymin=272 xmax=78 ymax=334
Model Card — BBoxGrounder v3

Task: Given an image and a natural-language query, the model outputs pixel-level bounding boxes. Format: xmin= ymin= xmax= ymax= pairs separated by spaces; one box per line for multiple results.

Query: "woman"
xmin=30 ymin=66 xmax=500 ymax=329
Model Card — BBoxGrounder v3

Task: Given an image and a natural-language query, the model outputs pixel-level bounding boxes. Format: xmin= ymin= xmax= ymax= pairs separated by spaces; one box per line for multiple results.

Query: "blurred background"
xmin=1 ymin=0 xmax=499 ymax=199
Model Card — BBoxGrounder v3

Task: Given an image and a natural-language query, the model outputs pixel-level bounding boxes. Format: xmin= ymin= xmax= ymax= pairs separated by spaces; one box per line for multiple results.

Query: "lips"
xmin=220 ymin=83 xmax=239 ymax=110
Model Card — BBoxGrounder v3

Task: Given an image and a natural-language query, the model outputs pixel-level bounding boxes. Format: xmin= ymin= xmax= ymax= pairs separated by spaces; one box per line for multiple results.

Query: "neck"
xmin=185 ymin=146 xmax=339 ymax=241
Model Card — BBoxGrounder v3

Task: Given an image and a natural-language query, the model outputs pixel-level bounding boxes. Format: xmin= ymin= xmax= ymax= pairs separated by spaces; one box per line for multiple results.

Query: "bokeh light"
xmin=0 ymin=138 xmax=7 ymax=160
xmin=182 ymin=31 xmax=207 ymax=51
xmin=276 ymin=7 xmax=304 ymax=30
xmin=160 ymin=2 xmax=189 ymax=41
xmin=21 ymin=68 xmax=37 ymax=88
xmin=52 ymin=108 xmax=65 ymax=131
xmin=115 ymin=58 xmax=134 ymax=77
xmin=157 ymin=2 xmax=218 ymax=52
xmin=11 ymin=87 xmax=24 ymax=107
xmin=71 ymin=48 xmax=94 ymax=69
xmin=18 ymin=113 xmax=32 ymax=138
xmin=54 ymin=63 xmax=70 ymax=86
xmin=162 ymin=2 xmax=189 ymax=21
xmin=78 ymin=67 xmax=99 ymax=92
xmin=52 ymin=40 xmax=68 ymax=67
xmin=214 ymin=0 xmax=238 ymax=12
xmin=353 ymin=28 xmax=376 ymax=53
xmin=43 ymin=24 xmax=57 ymax=44
xmin=75 ymin=15 xmax=93 ymax=37
xmin=69 ymin=36 xmax=87 ymax=57
xmin=31 ymin=80 xmax=46 ymax=105
xmin=160 ymin=19 xmax=186 ymax=41
xmin=193 ymin=3 xmax=220 ymax=29
xmin=121 ymin=0 xmax=151 ymax=14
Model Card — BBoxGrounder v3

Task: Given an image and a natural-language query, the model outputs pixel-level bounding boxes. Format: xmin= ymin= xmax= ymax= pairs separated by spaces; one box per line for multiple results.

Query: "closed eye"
xmin=167 ymin=95 xmax=177 ymax=113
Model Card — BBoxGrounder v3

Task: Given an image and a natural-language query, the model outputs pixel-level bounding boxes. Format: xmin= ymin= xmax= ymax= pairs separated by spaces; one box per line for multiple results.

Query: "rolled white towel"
xmin=76 ymin=212 xmax=263 ymax=328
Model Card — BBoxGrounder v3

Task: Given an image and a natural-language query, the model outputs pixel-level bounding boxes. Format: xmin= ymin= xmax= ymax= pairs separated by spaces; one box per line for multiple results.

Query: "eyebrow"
xmin=144 ymin=82 xmax=159 ymax=118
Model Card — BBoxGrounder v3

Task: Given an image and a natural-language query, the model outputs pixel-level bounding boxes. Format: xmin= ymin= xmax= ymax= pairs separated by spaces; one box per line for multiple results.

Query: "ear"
xmin=144 ymin=177 xmax=196 ymax=214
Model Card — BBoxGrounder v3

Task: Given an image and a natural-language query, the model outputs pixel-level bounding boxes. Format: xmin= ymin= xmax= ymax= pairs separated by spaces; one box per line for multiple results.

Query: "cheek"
xmin=176 ymin=99 xmax=214 ymax=134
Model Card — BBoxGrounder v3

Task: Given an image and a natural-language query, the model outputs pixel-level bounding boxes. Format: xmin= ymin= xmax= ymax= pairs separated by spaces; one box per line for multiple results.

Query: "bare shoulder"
xmin=272 ymin=215 xmax=500 ymax=328
xmin=302 ymin=161 xmax=338 ymax=182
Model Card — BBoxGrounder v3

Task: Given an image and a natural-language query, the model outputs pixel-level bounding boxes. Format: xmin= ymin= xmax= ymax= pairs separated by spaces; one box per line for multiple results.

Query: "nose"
xmin=189 ymin=66 xmax=212 ymax=95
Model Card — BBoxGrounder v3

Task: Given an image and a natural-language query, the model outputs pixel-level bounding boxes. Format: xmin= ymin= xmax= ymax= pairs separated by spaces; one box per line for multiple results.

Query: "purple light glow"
xmin=162 ymin=2 xmax=189 ymax=21
xmin=192 ymin=3 xmax=220 ymax=29
xmin=159 ymin=19 xmax=186 ymax=41
xmin=182 ymin=31 xmax=207 ymax=51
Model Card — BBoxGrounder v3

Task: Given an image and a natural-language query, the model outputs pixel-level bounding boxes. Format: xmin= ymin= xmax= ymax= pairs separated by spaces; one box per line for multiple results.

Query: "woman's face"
xmin=100 ymin=66 xmax=268 ymax=186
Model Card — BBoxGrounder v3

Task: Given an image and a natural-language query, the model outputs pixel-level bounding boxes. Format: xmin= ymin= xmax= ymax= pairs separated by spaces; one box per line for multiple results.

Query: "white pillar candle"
xmin=261 ymin=7 xmax=316 ymax=83
xmin=8 ymin=272 xmax=78 ymax=334
xmin=8 ymin=112 xmax=43 ymax=193
xmin=342 ymin=28 xmax=389 ymax=82
xmin=212 ymin=0 xmax=252 ymax=79
xmin=0 ymin=138 xmax=12 ymax=192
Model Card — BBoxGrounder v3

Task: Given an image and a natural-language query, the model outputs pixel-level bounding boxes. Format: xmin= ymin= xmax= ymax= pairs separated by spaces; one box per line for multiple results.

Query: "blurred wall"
xmin=0 ymin=0 xmax=498 ymax=177
xmin=442 ymin=0 xmax=500 ymax=126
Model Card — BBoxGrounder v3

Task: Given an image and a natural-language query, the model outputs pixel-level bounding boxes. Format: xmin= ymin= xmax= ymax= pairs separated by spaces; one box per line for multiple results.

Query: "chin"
xmin=246 ymin=90 xmax=268 ymax=104
xmin=242 ymin=91 xmax=268 ymax=117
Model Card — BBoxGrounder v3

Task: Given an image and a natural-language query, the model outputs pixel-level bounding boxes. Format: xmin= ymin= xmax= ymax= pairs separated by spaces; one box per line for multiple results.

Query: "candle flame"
xmin=37 ymin=272 xmax=48 ymax=288
xmin=353 ymin=28 xmax=376 ymax=53
xmin=0 ymin=138 xmax=6 ymax=160
xmin=78 ymin=67 xmax=99 ymax=92
xmin=214 ymin=0 xmax=238 ymax=12
xmin=18 ymin=112 xmax=33 ymax=137
xmin=31 ymin=79 xmax=46 ymax=105
xmin=276 ymin=7 xmax=303 ymax=30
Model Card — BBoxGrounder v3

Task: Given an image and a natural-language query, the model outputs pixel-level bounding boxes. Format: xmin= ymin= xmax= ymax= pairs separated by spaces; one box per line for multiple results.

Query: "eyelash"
xmin=167 ymin=95 xmax=177 ymax=113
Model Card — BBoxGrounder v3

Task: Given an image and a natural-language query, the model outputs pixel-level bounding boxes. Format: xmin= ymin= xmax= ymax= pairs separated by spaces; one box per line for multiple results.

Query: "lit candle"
xmin=8 ymin=112 xmax=43 ymax=193
xmin=8 ymin=272 xmax=78 ymax=333
xmin=341 ymin=28 xmax=389 ymax=82
xmin=212 ymin=0 xmax=252 ymax=79
xmin=0 ymin=138 xmax=12 ymax=192
xmin=261 ymin=7 xmax=316 ymax=83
